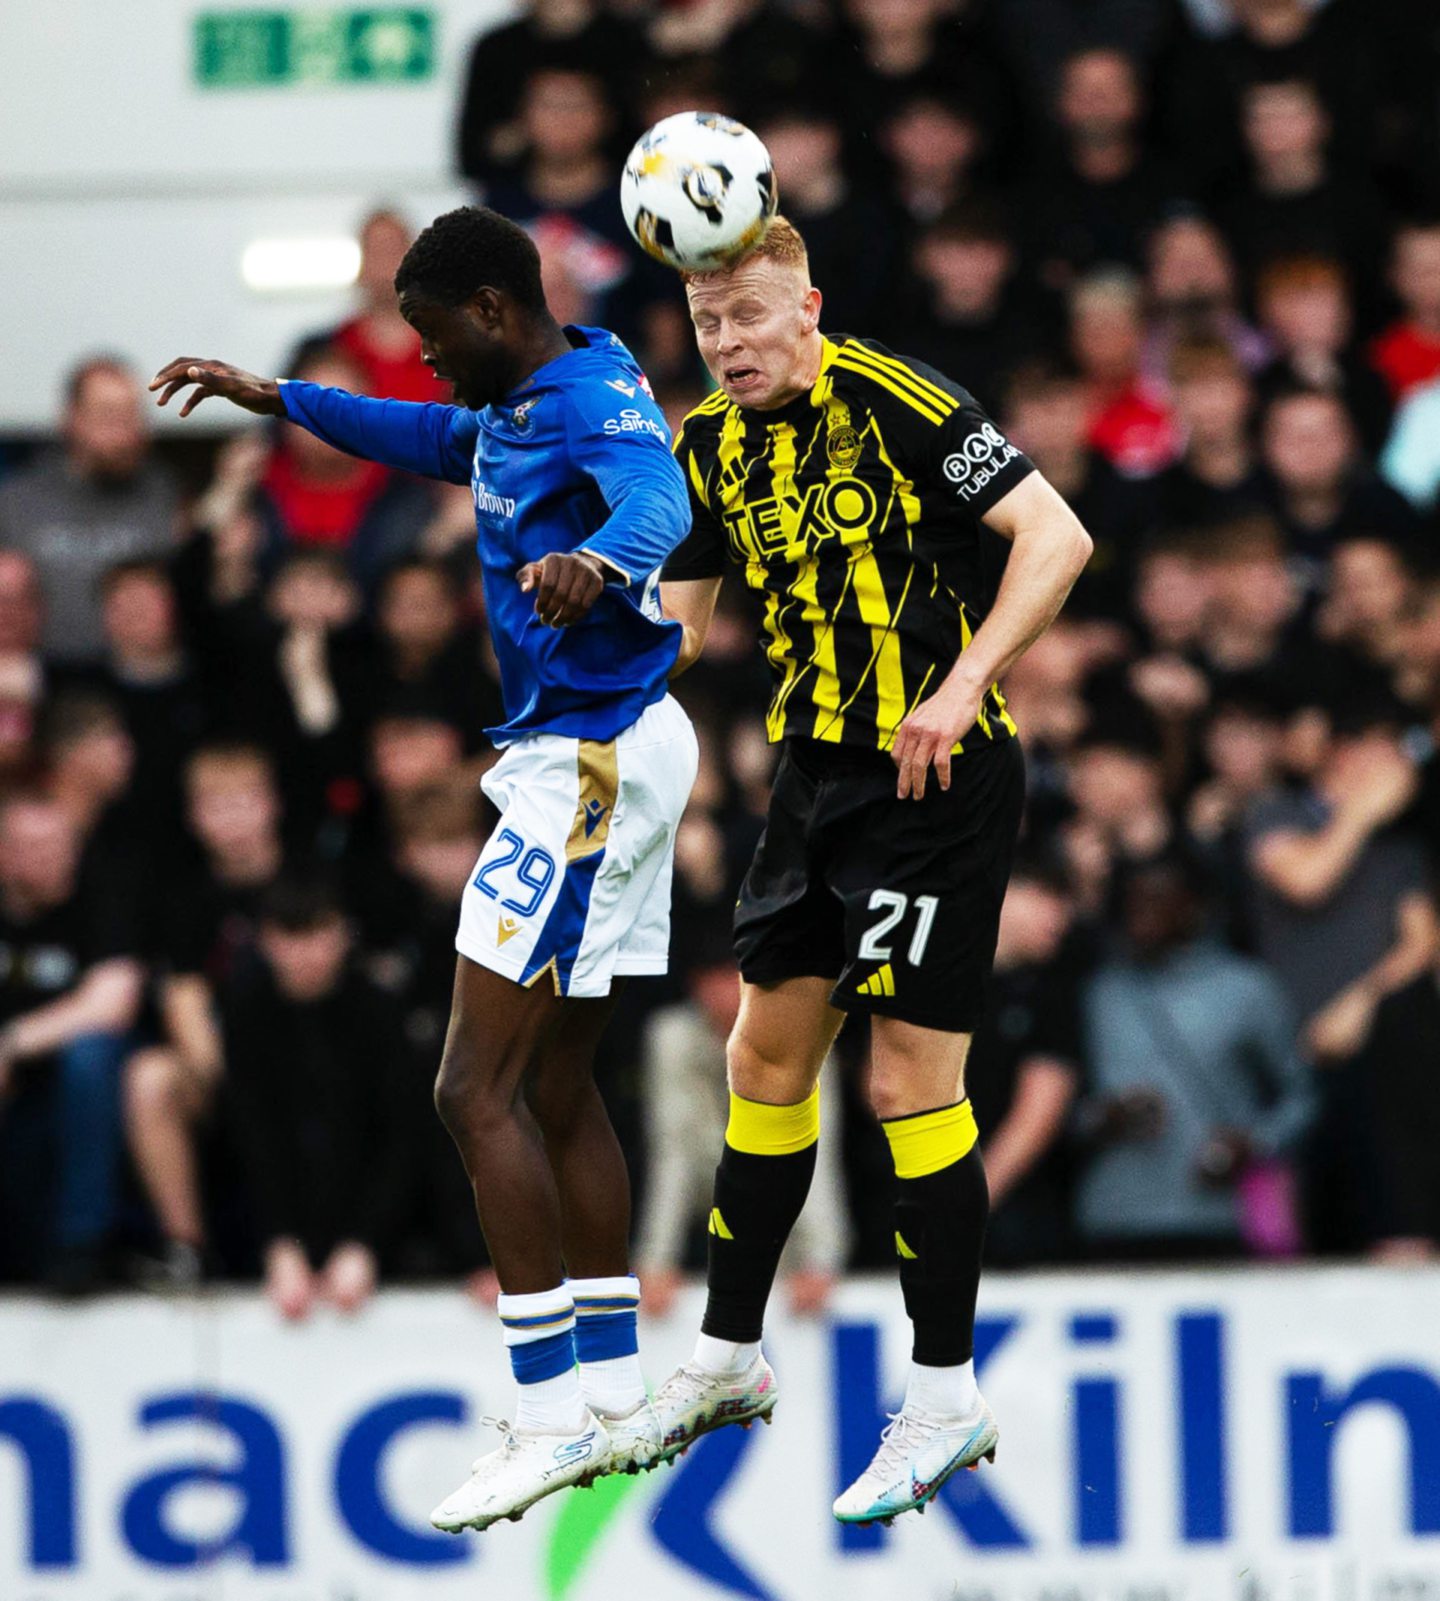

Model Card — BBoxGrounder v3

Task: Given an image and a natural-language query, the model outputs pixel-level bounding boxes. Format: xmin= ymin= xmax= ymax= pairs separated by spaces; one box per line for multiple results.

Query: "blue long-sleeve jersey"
xmin=279 ymin=325 xmax=687 ymax=745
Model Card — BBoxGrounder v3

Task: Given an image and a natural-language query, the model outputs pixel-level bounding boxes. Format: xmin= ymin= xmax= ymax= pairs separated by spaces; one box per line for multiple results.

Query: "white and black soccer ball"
xmin=620 ymin=111 xmax=778 ymax=272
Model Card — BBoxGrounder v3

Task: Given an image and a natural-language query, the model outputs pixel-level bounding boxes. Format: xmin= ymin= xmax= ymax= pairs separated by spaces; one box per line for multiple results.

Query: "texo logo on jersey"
xmin=723 ymin=477 xmax=879 ymax=557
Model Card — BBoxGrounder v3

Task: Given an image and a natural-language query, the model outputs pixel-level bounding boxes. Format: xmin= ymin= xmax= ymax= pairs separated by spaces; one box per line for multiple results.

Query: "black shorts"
xmin=734 ymin=736 xmax=1025 ymax=1032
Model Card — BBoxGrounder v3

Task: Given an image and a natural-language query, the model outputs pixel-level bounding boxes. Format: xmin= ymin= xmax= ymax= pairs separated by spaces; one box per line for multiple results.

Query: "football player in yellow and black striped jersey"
xmin=646 ymin=218 xmax=1093 ymax=1523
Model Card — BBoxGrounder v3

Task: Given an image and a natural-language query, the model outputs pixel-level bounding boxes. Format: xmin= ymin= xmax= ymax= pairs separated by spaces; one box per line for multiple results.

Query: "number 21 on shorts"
xmin=859 ymin=890 xmax=938 ymax=965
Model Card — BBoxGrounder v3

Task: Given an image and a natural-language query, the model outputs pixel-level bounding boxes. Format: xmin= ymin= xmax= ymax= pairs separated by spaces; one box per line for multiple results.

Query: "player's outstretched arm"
xmin=150 ymin=357 xmax=477 ymax=485
xmin=891 ymin=472 xmax=1092 ymax=801
xmin=150 ymin=359 xmax=286 ymax=419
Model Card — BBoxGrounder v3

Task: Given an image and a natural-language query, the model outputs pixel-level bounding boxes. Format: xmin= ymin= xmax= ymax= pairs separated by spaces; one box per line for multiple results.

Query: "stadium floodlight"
xmin=240 ymin=237 xmax=362 ymax=292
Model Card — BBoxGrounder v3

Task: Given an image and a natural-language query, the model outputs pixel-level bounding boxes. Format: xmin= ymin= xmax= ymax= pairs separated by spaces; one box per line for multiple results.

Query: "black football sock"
xmin=700 ymin=1087 xmax=820 ymax=1343
xmin=883 ymin=1100 xmax=988 ymax=1366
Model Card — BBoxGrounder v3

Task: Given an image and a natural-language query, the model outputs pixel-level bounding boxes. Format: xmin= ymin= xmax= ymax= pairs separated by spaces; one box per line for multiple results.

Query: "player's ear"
xmin=800 ymin=286 xmax=822 ymax=335
xmin=469 ymin=287 xmax=504 ymax=330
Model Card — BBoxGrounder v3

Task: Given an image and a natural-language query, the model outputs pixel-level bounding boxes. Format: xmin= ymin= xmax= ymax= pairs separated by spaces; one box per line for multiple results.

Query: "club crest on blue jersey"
xmin=511 ymin=397 xmax=540 ymax=434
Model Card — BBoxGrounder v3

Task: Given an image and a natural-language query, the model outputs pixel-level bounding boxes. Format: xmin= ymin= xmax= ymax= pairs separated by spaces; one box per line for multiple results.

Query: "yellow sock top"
xmin=725 ymin=1086 xmax=822 ymax=1156
xmin=882 ymin=1099 xmax=978 ymax=1179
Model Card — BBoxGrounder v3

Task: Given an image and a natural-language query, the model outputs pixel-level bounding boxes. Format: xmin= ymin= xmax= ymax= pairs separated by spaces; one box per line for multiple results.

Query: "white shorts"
xmin=456 ymin=694 xmax=698 ymax=998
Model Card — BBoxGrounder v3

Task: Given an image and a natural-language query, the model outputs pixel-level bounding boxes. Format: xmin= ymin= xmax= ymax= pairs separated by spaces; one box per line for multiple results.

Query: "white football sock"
xmin=904 ymin=1358 xmax=978 ymax=1419
xmin=693 ymin=1332 xmax=761 ymax=1376
xmin=513 ymin=1366 xmax=588 ymax=1435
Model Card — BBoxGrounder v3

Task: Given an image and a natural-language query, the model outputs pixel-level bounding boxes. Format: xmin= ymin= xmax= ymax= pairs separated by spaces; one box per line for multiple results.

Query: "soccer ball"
xmin=620 ymin=111 xmax=778 ymax=272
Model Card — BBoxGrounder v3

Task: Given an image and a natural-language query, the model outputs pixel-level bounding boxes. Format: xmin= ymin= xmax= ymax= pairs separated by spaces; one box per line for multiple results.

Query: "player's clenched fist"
xmin=519 ymin=551 xmax=607 ymax=628
xmin=149 ymin=358 xmax=286 ymax=419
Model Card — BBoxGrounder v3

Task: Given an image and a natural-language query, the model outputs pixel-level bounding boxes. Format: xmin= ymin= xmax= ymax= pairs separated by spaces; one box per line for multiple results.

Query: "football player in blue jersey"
xmin=152 ymin=206 xmax=698 ymax=1530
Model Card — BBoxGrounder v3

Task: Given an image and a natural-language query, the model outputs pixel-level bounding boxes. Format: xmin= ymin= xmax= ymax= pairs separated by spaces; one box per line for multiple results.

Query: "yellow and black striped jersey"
xmin=662 ymin=335 xmax=1036 ymax=754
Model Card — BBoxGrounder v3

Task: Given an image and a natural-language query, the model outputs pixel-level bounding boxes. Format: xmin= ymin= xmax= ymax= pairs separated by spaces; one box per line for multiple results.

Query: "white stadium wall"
xmin=0 ymin=0 xmax=517 ymax=432
xmin=3 ymin=1271 xmax=1440 ymax=1599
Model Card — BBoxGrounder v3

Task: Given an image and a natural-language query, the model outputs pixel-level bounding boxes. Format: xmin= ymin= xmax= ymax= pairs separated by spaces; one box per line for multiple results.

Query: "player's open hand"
xmin=149 ymin=358 xmax=286 ymax=419
xmin=891 ymin=675 xmax=985 ymax=800
xmin=519 ymin=551 xmax=607 ymax=627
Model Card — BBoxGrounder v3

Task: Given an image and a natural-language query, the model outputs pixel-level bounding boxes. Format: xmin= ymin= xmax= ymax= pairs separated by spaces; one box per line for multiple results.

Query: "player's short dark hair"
xmin=394 ymin=206 xmax=547 ymax=315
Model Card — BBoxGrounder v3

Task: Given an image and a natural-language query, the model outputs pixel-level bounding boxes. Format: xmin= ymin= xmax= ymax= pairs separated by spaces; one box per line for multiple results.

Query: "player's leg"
xmin=830 ymin=739 xmax=1024 ymax=1524
xmin=832 ymin=1019 xmax=998 ymax=1525
xmin=650 ymin=743 xmax=847 ymax=1457
xmin=700 ymin=973 xmax=843 ymax=1363
xmin=651 ymin=974 xmax=842 ymax=1458
xmin=429 ymin=958 xmax=609 ymax=1531
xmin=523 ymin=987 xmax=653 ymax=1459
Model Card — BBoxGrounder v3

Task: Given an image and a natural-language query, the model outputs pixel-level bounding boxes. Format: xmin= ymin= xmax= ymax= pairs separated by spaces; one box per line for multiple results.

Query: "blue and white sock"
xmin=570 ymin=1274 xmax=646 ymax=1417
xmin=497 ymin=1286 xmax=586 ymax=1435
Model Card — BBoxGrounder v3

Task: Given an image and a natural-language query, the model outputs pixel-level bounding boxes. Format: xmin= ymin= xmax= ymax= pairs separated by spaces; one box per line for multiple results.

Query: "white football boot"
xmin=590 ymin=1398 xmax=664 ymax=1478
xmin=832 ymin=1398 xmax=998 ymax=1525
xmin=429 ymin=1412 xmax=610 ymax=1533
xmin=651 ymin=1352 xmax=779 ymax=1464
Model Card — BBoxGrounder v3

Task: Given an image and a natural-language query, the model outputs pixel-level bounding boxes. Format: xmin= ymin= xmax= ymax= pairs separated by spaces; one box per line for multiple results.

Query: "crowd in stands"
xmin=1 ymin=0 xmax=1439 ymax=1309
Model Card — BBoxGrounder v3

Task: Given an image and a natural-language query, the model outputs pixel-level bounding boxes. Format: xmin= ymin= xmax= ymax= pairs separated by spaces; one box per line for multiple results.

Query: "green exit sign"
xmin=195 ymin=8 xmax=435 ymax=88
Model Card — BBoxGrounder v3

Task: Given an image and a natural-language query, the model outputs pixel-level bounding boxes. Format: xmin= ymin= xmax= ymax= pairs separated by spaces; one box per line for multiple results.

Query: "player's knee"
xmin=726 ymin=1029 xmax=813 ymax=1104
xmin=866 ymin=1061 xmax=915 ymax=1123
xmin=434 ymin=1044 xmax=519 ymax=1139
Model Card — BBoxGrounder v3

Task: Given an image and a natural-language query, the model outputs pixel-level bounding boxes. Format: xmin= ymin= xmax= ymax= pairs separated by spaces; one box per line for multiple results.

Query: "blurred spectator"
xmin=1368 ymin=218 xmax=1440 ymax=404
xmin=224 ymin=877 xmax=411 ymax=1320
xmin=484 ymin=66 xmax=687 ymax=379
xmin=1258 ymin=384 xmax=1419 ymax=577
xmin=0 ymin=792 xmax=143 ymax=1290
xmin=1254 ymin=255 xmax=1392 ymax=451
xmin=373 ymin=559 xmax=503 ymax=751
xmin=360 ymin=786 xmax=490 ymax=1293
xmin=896 ymin=201 xmax=1050 ymax=415
xmin=73 ymin=560 xmax=209 ymax=843
xmin=753 ymin=103 xmax=900 ymax=334
xmin=0 ymin=549 xmax=46 ymax=670
xmin=457 ymin=0 xmax=643 ymax=180
xmin=223 ymin=550 xmax=372 ymax=847
xmin=1245 ymin=712 xmax=1438 ymax=1250
xmin=0 ymin=357 xmax=178 ymax=663
xmin=649 ymin=0 xmax=831 ymax=131
xmin=967 ymin=854 xmax=1082 ymax=1265
xmin=293 ymin=210 xmax=434 ymax=403
xmin=634 ymin=938 xmax=845 ymax=1316
xmin=1187 ymin=693 xmax=1287 ymax=933
xmin=1025 ymin=47 xmax=1182 ymax=289
xmin=1316 ymin=535 xmax=1417 ymax=684
xmin=257 ymin=346 xmax=435 ymax=590
xmin=1380 ymin=374 xmax=1440 ymax=512
xmin=1070 ymin=269 xmax=1180 ymax=477
xmin=1002 ymin=360 xmax=1154 ymax=619
xmin=1154 ymin=340 xmax=1266 ymax=529
xmin=1143 ymin=212 xmax=1270 ymax=379
xmin=1075 ymin=852 xmax=1312 ymax=1259
xmin=1246 ymin=717 xmax=1436 ymax=1054
xmin=1219 ymin=76 xmax=1385 ymax=306
xmin=1361 ymin=898 xmax=1440 ymax=1260
xmin=1192 ymin=515 xmax=1321 ymax=706
xmin=41 ymin=691 xmax=140 ymax=864
xmin=879 ymin=93 xmax=990 ymax=233
xmin=123 ymin=742 xmax=287 ymax=1283
xmin=1183 ymin=0 xmax=1386 ymax=198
